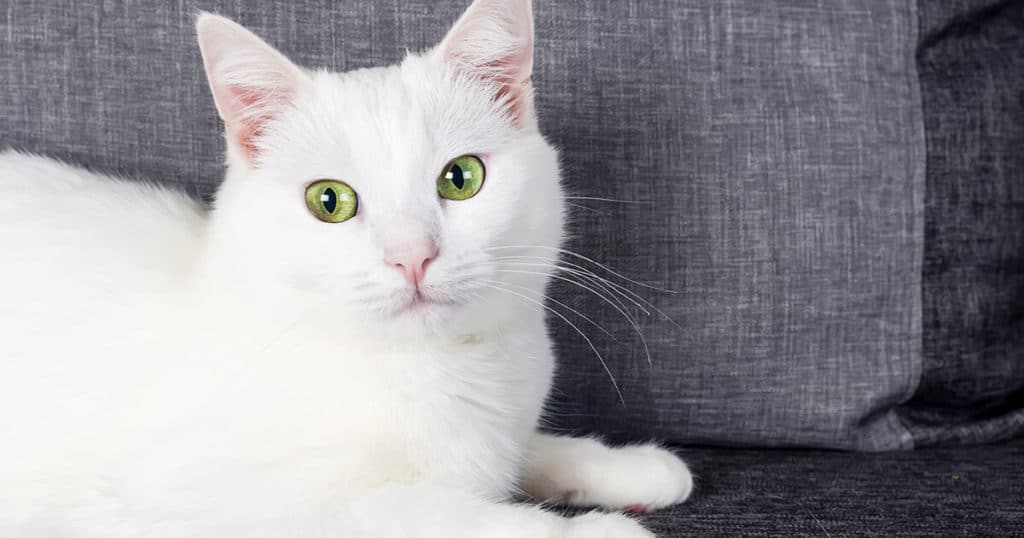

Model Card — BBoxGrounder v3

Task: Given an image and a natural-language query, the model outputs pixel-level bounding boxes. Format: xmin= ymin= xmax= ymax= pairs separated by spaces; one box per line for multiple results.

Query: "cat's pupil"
xmin=321 ymin=188 xmax=338 ymax=213
xmin=451 ymin=164 xmax=465 ymax=190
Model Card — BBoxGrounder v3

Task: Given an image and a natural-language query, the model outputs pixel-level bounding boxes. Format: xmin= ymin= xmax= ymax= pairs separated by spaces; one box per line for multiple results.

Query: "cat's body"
xmin=0 ymin=1 xmax=692 ymax=536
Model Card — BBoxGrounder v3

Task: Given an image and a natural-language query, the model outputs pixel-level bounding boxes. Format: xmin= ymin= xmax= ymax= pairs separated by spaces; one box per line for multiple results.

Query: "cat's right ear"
xmin=430 ymin=0 xmax=535 ymax=126
xmin=196 ymin=13 xmax=311 ymax=165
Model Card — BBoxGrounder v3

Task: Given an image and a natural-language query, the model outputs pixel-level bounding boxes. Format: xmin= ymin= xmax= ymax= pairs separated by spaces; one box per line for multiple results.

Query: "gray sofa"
xmin=3 ymin=0 xmax=1022 ymax=535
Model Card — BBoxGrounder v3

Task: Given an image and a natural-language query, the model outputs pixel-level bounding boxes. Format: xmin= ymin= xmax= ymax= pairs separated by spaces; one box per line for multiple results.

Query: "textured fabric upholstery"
xmin=637 ymin=439 xmax=1024 ymax=536
xmin=903 ymin=0 xmax=1024 ymax=445
xmin=539 ymin=0 xmax=925 ymax=451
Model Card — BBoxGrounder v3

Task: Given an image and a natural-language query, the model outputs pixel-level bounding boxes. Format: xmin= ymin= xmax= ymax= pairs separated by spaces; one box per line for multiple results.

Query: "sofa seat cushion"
xmin=637 ymin=440 xmax=1024 ymax=536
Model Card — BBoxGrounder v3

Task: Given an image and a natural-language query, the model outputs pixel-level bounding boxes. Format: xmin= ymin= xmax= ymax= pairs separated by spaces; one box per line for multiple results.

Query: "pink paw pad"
xmin=624 ymin=504 xmax=648 ymax=514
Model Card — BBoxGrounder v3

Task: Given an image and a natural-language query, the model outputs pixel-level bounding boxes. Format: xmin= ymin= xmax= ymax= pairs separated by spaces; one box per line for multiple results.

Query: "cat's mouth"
xmin=393 ymin=288 xmax=460 ymax=317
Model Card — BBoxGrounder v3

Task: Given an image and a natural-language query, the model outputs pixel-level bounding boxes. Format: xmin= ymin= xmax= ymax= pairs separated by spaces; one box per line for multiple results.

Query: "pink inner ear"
xmin=493 ymin=53 xmax=532 ymax=124
xmin=460 ymin=52 xmax=533 ymax=126
xmin=197 ymin=14 xmax=309 ymax=165
xmin=219 ymin=86 xmax=278 ymax=161
xmin=435 ymin=0 xmax=534 ymax=125
xmin=494 ymin=75 xmax=531 ymax=127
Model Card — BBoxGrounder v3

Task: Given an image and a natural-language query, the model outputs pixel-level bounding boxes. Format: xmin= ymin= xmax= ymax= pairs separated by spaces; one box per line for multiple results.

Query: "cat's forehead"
xmin=300 ymin=58 xmax=515 ymax=165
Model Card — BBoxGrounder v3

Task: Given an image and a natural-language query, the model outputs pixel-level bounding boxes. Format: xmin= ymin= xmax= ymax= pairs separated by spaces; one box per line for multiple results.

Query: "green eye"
xmin=305 ymin=180 xmax=358 ymax=223
xmin=437 ymin=155 xmax=485 ymax=201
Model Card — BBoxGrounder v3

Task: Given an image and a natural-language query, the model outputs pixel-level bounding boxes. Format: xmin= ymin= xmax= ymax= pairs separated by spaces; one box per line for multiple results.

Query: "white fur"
xmin=0 ymin=1 xmax=691 ymax=536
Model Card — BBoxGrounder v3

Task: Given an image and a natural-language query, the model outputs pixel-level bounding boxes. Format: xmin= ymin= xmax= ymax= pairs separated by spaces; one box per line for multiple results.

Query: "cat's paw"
xmin=561 ymin=512 xmax=655 ymax=538
xmin=561 ymin=444 xmax=693 ymax=513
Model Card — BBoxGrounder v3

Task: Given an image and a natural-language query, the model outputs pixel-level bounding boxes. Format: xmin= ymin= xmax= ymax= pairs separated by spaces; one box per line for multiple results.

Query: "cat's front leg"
xmin=520 ymin=433 xmax=694 ymax=513
xmin=333 ymin=484 xmax=654 ymax=538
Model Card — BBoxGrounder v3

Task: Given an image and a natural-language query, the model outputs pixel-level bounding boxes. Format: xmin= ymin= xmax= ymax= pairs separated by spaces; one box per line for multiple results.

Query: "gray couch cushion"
xmin=0 ymin=1 xmax=925 ymax=449
xmin=904 ymin=0 xmax=1024 ymax=445
xmin=539 ymin=0 xmax=925 ymax=451
xmin=637 ymin=440 xmax=1024 ymax=536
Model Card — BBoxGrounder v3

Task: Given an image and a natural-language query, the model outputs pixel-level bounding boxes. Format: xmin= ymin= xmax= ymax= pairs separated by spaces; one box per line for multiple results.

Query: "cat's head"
xmin=198 ymin=0 xmax=563 ymax=338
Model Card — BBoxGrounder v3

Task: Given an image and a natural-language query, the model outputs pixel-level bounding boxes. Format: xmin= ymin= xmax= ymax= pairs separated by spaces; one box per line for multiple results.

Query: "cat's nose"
xmin=385 ymin=241 xmax=438 ymax=286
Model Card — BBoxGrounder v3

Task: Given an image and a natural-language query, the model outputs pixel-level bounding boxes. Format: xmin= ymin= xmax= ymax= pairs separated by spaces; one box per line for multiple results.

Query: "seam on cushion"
xmin=918 ymin=0 xmax=1019 ymax=51
xmin=890 ymin=0 xmax=928 ymax=451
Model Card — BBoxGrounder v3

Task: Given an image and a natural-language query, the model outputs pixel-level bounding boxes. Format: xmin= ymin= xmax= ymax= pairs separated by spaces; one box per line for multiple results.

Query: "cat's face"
xmin=199 ymin=0 xmax=563 ymax=337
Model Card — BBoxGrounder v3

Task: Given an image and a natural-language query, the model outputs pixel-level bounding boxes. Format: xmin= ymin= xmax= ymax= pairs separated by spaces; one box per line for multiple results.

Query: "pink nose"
xmin=385 ymin=241 xmax=438 ymax=286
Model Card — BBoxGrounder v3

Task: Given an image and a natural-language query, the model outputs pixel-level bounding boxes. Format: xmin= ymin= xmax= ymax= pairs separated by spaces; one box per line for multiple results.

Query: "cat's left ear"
xmin=430 ymin=0 xmax=535 ymax=125
xmin=196 ymin=13 xmax=312 ymax=165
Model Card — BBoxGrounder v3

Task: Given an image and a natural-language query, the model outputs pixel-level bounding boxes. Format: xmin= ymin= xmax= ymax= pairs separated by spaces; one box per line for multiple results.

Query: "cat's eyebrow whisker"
xmin=479 ymin=282 xmax=624 ymax=404
xmin=495 ymin=269 xmax=652 ymax=366
xmin=486 ymin=245 xmax=679 ymax=294
xmin=480 ymin=278 xmax=619 ymax=342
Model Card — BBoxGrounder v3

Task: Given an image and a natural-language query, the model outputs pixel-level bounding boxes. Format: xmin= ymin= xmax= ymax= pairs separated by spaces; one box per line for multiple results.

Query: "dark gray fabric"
xmin=541 ymin=1 xmax=925 ymax=450
xmin=634 ymin=440 xmax=1024 ymax=536
xmin=905 ymin=0 xmax=1024 ymax=445
xmin=0 ymin=1 xmax=925 ymax=449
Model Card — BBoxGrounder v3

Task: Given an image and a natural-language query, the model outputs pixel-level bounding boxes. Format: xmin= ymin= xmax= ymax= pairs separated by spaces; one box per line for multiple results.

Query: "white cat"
xmin=0 ymin=0 xmax=692 ymax=536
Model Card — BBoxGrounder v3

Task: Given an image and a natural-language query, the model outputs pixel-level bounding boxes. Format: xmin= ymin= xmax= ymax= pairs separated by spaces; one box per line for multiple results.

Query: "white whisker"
xmin=496 ymin=268 xmax=652 ymax=365
xmin=481 ymin=278 xmax=619 ymax=342
xmin=563 ymin=196 xmax=652 ymax=205
xmin=495 ymin=258 xmax=652 ymax=316
xmin=491 ymin=252 xmax=684 ymax=332
xmin=486 ymin=245 xmax=678 ymax=293
xmin=493 ymin=255 xmax=684 ymax=333
xmin=480 ymin=282 xmax=624 ymax=404
xmin=565 ymin=201 xmax=607 ymax=215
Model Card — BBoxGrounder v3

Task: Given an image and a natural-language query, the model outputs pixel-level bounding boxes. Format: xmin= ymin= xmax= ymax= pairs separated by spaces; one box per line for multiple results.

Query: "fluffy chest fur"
xmin=159 ymin=314 xmax=555 ymax=499
xmin=120 ymin=324 xmax=554 ymax=510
